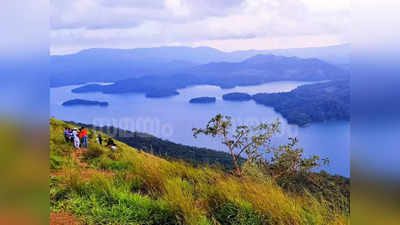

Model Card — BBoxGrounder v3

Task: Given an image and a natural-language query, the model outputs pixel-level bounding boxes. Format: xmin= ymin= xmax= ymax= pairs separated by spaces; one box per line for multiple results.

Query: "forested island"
xmin=252 ymin=80 xmax=350 ymax=126
xmin=145 ymin=89 xmax=179 ymax=98
xmin=222 ymin=92 xmax=252 ymax=101
xmin=62 ymin=99 xmax=109 ymax=107
xmin=189 ymin=97 xmax=216 ymax=104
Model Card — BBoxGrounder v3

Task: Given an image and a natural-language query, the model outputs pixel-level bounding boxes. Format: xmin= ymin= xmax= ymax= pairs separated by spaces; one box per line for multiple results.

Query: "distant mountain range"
xmin=71 ymin=53 xmax=349 ymax=96
xmin=50 ymin=44 xmax=349 ymax=87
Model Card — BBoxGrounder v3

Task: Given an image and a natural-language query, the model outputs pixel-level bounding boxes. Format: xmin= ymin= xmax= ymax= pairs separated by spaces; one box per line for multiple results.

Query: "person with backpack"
xmin=96 ymin=134 xmax=103 ymax=145
xmin=106 ymin=138 xmax=117 ymax=151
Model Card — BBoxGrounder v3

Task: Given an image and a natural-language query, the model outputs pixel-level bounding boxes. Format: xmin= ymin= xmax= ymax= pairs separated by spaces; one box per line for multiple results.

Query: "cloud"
xmin=50 ymin=0 xmax=349 ymax=54
xmin=51 ymin=0 xmax=245 ymax=30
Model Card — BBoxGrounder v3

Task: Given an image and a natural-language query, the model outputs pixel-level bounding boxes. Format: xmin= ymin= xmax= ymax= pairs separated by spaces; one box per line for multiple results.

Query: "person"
xmin=72 ymin=128 xmax=80 ymax=149
xmin=79 ymin=127 xmax=88 ymax=148
xmin=63 ymin=127 xmax=69 ymax=142
xmin=106 ymin=138 xmax=117 ymax=151
xmin=68 ymin=128 xmax=73 ymax=142
xmin=96 ymin=134 xmax=103 ymax=145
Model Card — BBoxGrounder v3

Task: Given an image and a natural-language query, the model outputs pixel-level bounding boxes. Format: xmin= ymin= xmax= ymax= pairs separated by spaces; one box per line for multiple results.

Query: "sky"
xmin=50 ymin=0 xmax=350 ymax=55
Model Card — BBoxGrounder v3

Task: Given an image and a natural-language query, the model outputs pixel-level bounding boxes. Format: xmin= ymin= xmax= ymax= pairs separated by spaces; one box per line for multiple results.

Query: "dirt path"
xmin=50 ymin=148 xmax=116 ymax=224
xmin=50 ymin=212 xmax=82 ymax=225
xmin=50 ymin=147 xmax=115 ymax=181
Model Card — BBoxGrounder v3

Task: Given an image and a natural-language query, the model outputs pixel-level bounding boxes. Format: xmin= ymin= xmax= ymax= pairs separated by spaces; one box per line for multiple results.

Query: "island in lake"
xmin=145 ymin=89 xmax=180 ymax=98
xmin=62 ymin=99 xmax=109 ymax=107
xmin=222 ymin=92 xmax=252 ymax=101
xmin=189 ymin=97 xmax=216 ymax=104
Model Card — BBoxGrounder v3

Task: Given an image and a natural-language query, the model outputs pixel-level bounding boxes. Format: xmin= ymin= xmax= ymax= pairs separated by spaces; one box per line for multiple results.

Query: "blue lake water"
xmin=50 ymin=81 xmax=349 ymax=176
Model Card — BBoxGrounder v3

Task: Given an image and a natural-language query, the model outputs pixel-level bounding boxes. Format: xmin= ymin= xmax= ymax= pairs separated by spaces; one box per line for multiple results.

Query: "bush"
xmin=214 ymin=201 xmax=267 ymax=225
xmin=50 ymin=151 xmax=66 ymax=170
xmin=66 ymin=175 xmax=178 ymax=225
xmin=89 ymin=154 xmax=132 ymax=171
xmin=84 ymin=144 xmax=104 ymax=160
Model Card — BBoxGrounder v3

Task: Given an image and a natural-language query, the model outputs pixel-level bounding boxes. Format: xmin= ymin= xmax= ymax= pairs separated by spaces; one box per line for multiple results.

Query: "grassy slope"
xmin=50 ymin=118 xmax=348 ymax=225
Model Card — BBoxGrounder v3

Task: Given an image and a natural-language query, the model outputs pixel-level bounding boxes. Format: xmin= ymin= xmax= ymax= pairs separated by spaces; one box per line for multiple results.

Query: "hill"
xmin=253 ymin=80 xmax=350 ymax=126
xmin=50 ymin=118 xmax=349 ymax=225
xmin=184 ymin=54 xmax=348 ymax=88
xmin=71 ymin=54 xmax=348 ymax=96
xmin=50 ymin=47 xmax=199 ymax=87
xmin=50 ymin=45 xmax=349 ymax=87
xmin=64 ymin=120 xmax=243 ymax=170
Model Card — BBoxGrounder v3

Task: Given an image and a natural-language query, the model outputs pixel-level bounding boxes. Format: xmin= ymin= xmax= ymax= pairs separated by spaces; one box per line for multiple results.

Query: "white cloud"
xmin=50 ymin=0 xmax=349 ymax=54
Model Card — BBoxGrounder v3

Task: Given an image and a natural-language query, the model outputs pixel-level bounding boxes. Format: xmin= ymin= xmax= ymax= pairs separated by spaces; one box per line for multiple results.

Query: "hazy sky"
xmin=50 ymin=0 xmax=349 ymax=55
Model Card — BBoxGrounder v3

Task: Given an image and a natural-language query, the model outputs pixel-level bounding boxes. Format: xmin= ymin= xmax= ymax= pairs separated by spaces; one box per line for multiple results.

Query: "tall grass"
xmin=50 ymin=118 xmax=349 ymax=225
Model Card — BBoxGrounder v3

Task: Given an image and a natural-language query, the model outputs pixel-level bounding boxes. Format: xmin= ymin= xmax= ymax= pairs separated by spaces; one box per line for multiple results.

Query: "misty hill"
xmin=253 ymin=79 xmax=350 ymax=126
xmin=50 ymin=47 xmax=199 ymax=87
xmin=72 ymin=54 xmax=348 ymax=96
xmin=184 ymin=54 xmax=348 ymax=88
xmin=51 ymin=44 xmax=349 ymax=87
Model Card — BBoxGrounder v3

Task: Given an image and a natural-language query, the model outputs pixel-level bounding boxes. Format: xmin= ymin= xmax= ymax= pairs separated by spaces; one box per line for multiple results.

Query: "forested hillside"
xmin=253 ymin=80 xmax=350 ymax=126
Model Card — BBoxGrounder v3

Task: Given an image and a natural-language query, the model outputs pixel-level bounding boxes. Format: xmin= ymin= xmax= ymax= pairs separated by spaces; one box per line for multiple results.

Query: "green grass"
xmin=50 ymin=118 xmax=349 ymax=225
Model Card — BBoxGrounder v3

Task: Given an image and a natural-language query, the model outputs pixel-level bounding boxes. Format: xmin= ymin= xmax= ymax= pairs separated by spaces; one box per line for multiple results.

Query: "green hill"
xmin=50 ymin=118 xmax=349 ymax=225
xmin=64 ymin=120 xmax=244 ymax=170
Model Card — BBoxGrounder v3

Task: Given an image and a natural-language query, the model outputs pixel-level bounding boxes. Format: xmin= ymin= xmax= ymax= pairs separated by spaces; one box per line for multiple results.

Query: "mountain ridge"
xmin=51 ymin=44 xmax=349 ymax=87
xmin=71 ymin=53 xmax=348 ymax=95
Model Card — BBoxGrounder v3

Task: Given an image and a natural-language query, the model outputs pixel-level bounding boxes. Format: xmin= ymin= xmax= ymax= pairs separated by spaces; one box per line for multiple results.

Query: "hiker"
xmin=67 ymin=128 xmax=73 ymax=142
xmin=96 ymin=134 xmax=103 ymax=145
xmin=72 ymin=128 xmax=80 ymax=149
xmin=106 ymin=138 xmax=117 ymax=151
xmin=63 ymin=127 xmax=69 ymax=142
xmin=79 ymin=127 xmax=88 ymax=148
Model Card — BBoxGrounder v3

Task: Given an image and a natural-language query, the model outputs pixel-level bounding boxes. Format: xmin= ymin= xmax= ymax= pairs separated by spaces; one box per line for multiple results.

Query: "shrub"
xmin=90 ymin=155 xmax=132 ymax=171
xmin=50 ymin=151 xmax=66 ymax=170
xmin=214 ymin=201 xmax=267 ymax=225
xmin=84 ymin=144 xmax=104 ymax=160
xmin=66 ymin=175 xmax=178 ymax=225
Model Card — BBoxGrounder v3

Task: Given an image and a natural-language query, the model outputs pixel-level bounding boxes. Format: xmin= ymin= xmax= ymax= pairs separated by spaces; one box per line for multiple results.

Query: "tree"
xmin=192 ymin=114 xmax=280 ymax=176
xmin=193 ymin=114 xmax=329 ymax=178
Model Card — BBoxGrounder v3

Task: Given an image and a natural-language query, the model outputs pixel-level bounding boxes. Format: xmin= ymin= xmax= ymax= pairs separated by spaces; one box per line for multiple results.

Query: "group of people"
xmin=64 ymin=127 xmax=118 ymax=150
xmin=64 ymin=127 xmax=88 ymax=149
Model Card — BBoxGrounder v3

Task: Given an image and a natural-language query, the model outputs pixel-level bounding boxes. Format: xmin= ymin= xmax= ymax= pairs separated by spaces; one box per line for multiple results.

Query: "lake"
xmin=50 ymin=81 xmax=349 ymax=176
